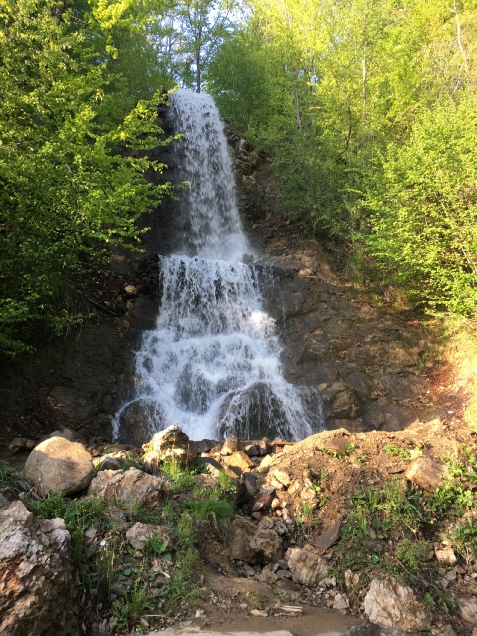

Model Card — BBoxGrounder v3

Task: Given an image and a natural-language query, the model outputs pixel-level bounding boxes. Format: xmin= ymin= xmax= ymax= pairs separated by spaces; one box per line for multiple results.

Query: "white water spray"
xmin=114 ymin=89 xmax=323 ymax=442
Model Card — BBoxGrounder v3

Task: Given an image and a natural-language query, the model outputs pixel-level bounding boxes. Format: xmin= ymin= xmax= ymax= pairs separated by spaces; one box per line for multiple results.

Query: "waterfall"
xmin=114 ymin=88 xmax=323 ymax=443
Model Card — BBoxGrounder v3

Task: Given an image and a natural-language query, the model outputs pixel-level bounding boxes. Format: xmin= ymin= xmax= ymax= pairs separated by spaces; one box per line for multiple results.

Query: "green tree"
xmin=0 ymin=0 xmax=173 ymax=355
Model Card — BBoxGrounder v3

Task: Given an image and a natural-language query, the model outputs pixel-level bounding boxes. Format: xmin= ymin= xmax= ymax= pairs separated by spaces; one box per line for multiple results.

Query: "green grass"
xmin=0 ymin=462 xmax=23 ymax=491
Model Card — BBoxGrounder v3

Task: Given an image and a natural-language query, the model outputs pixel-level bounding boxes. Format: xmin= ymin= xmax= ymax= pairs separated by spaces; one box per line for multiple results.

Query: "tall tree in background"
xmin=174 ymin=0 xmax=238 ymax=92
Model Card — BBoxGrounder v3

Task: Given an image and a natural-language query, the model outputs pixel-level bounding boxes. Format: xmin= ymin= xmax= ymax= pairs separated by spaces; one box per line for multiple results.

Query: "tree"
xmin=0 ymin=0 xmax=173 ymax=355
xmin=174 ymin=0 xmax=238 ymax=93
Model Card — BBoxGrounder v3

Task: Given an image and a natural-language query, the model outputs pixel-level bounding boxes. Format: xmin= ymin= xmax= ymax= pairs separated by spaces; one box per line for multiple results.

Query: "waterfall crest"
xmin=114 ymin=88 xmax=323 ymax=443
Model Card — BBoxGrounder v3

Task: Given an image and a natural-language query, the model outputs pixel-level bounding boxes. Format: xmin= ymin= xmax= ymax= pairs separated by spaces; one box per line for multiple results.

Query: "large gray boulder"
xmin=24 ymin=437 xmax=96 ymax=496
xmin=0 ymin=500 xmax=78 ymax=635
xmin=364 ymin=576 xmax=431 ymax=631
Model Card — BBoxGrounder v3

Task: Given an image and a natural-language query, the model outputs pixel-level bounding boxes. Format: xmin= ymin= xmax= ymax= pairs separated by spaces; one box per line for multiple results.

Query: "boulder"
xmin=286 ymin=545 xmax=328 ymax=586
xmin=318 ymin=432 xmax=349 ymax=456
xmin=459 ymin=598 xmax=477 ymax=626
xmin=0 ymin=500 xmax=78 ymax=635
xmin=229 ymin=516 xmax=259 ymax=563
xmin=47 ymin=386 xmax=100 ymax=423
xmin=220 ymin=436 xmax=243 ymax=455
xmin=87 ymin=467 xmax=165 ymax=506
xmin=38 ymin=428 xmax=87 ymax=446
xmin=405 ymin=457 xmax=445 ymax=492
xmin=118 ymin=399 xmax=165 ymax=447
xmin=249 ymin=527 xmax=283 ymax=563
xmin=363 ymin=576 xmax=431 ymax=631
xmin=126 ymin=522 xmax=173 ymax=551
xmin=142 ymin=425 xmax=199 ymax=468
xmin=223 ymin=451 xmax=255 ymax=474
xmin=24 ymin=437 xmax=96 ymax=496
xmin=434 ymin=546 xmax=457 ymax=566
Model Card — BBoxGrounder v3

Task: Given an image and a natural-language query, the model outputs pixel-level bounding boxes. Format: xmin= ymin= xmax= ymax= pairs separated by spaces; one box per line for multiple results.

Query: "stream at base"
xmin=114 ymin=89 xmax=323 ymax=443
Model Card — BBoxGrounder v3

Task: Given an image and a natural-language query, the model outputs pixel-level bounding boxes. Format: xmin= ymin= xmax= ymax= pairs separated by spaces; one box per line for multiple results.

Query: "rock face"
xmin=24 ymin=437 xmax=96 ymax=496
xmin=118 ymin=399 xmax=165 ymax=447
xmin=321 ymin=382 xmax=363 ymax=420
xmin=0 ymin=499 xmax=78 ymax=636
xmin=88 ymin=467 xmax=165 ymax=506
xmin=363 ymin=576 xmax=431 ymax=631
xmin=286 ymin=545 xmax=329 ymax=586
xmin=405 ymin=457 xmax=445 ymax=492
xmin=215 ymin=382 xmax=323 ymax=440
xmin=142 ymin=425 xmax=199 ymax=468
xmin=47 ymin=386 xmax=101 ymax=423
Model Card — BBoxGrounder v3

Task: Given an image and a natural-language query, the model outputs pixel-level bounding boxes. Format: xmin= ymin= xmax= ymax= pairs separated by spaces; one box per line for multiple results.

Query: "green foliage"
xmin=452 ymin=521 xmax=477 ymax=559
xmin=383 ymin=445 xmax=412 ymax=461
xmin=364 ymin=94 xmax=477 ymax=316
xmin=0 ymin=462 xmax=23 ymax=491
xmin=114 ymin=579 xmax=149 ymax=633
xmin=0 ymin=0 xmax=173 ymax=355
xmin=394 ymin=539 xmax=430 ymax=580
xmin=30 ymin=491 xmax=105 ymax=563
xmin=142 ymin=535 xmax=169 ymax=557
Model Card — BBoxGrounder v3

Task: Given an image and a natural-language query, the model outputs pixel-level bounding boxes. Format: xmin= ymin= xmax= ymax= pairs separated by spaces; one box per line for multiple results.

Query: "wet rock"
xmin=321 ymin=382 xmax=363 ymax=420
xmin=405 ymin=457 xmax=445 ymax=492
xmin=223 ymin=451 xmax=255 ymax=474
xmin=286 ymin=545 xmax=328 ymax=586
xmin=229 ymin=516 xmax=259 ymax=563
xmin=24 ymin=437 xmax=96 ymax=496
xmin=87 ymin=467 xmax=165 ymax=506
xmin=435 ymin=546 xmax=457 ymax=566
xmin=8 ymin=437 xmax=36 ymax=455
xmin=363 ymin=576 xmax=431 ymax=631
xmin=220 ymin=436 xmax=243 ymax=455
xmin=142 ymin=424 xmax=199 ymax=468
xmin=343 ymin=621 xmax=380 ymax=636
xmin=250 ymin=527 xmax=283 ymax=563
xmin=126 ymin=522 xmax=172 ymax=551
xmin=459 ymin=598 xmax=477 ymax=626
xmin=315 ymin=521 xmax=341 ymax=551
xmin=245 ymin=444 xmax=260 ymax=457
xmin=118 ymin=399 xmax=165 ymax=447
xmin=216 ymin=382 xmax=322 ymax=440
xmin=0 ymin=500 xmax=78 ymax=635
xmin=47 ymin=386 xmax=100 ymax=423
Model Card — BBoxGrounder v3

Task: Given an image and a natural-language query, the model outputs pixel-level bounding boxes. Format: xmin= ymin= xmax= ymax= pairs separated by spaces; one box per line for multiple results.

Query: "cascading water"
xmin=114 ymin=88 xmax=323 ymax=443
